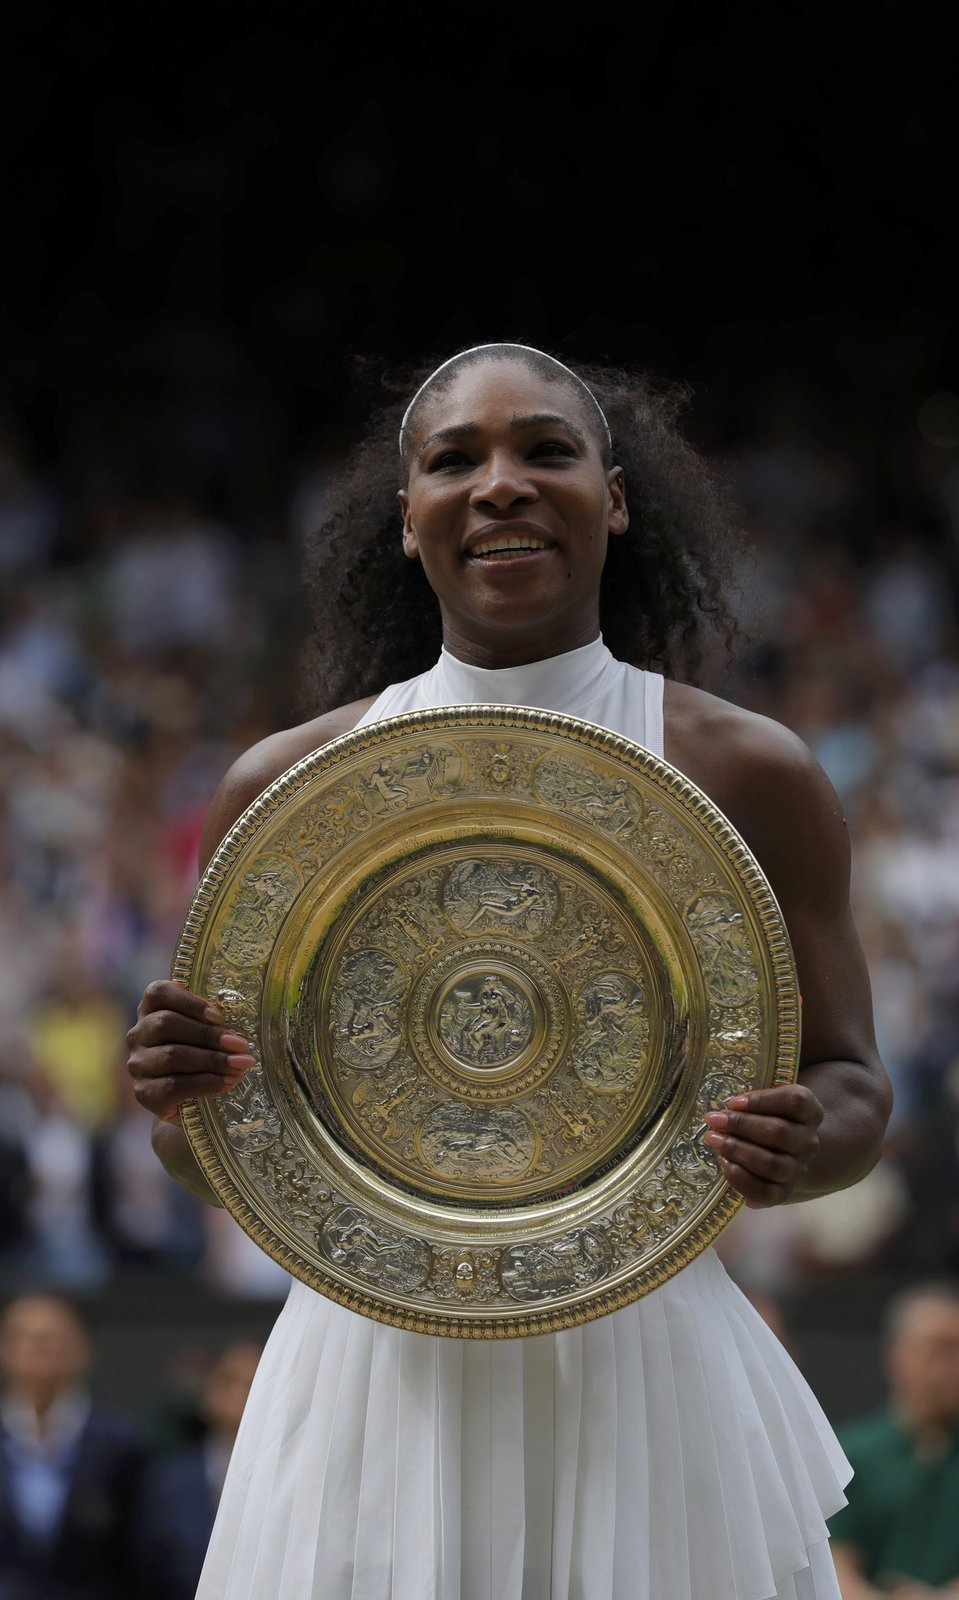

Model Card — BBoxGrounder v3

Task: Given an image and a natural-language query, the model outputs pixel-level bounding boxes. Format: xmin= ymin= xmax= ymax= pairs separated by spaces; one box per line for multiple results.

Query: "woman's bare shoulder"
xmin=198 ymin=694 xmax=379 ymax=868
xmin=663 ymin=678 xmax=849 ymax=892
xmin=664 ymin=679 xmax=814 ymax=792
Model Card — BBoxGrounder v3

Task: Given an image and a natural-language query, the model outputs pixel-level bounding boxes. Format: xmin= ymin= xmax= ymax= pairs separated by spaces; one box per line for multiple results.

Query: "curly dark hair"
xmin=300 ymin=348 xmax=747 ymax=712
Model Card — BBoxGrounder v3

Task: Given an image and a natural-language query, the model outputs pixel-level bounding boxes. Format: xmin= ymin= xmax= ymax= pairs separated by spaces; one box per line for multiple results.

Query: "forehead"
xmin=412 ymin=358 xmax=601 ymax=446
xmin=896 ymin=1299 xmax=959 ymax=1346
xmin=2 ymin=1298 xmax=82 ymax=1341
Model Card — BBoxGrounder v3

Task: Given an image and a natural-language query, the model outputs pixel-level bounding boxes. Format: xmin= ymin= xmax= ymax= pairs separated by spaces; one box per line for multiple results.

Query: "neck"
xmin=440 ymin=616 xmax=601 ymax=670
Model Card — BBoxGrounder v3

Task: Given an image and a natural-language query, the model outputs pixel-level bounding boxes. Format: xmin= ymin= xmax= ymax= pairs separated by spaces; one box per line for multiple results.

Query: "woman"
xmin=127 ymin=344 xmax=892 ymax=1600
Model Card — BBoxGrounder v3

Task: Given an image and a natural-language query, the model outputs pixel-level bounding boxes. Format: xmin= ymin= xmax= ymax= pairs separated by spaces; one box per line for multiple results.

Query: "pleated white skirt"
xmin=196 ymin=1249 xmax=848 ymax=1600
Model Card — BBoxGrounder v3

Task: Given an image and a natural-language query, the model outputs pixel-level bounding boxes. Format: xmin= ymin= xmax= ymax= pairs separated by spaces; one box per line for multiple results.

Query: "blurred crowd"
xmin=0 ymin=1291 xmax=260 ymax=1599
xmin=1 ymin=337 xmax=958 ymax=1309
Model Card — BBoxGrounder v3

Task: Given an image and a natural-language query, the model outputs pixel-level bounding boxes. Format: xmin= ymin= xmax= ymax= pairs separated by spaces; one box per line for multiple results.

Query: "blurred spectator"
xmin=92 ymin=1068 xmax=206 ymax=1272
xmin=829 ymin=1282 xmax=959 ymax=1596
xmin=0 ymin=1293 xmax=147 ymax=1600
xmin=10 ymin=1064 xmax=107 ymax=1292
xmin=96 ymin=502 xmax=241 ymax=657
xmin=25 ymin=965 xmax=125 ymax=1132
xmin=135 ymin=1342 xmax=262 ymax=1600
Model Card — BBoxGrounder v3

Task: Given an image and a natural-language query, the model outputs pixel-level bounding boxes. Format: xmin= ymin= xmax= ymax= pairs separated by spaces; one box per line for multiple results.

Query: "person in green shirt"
xmin=829 ymin=1282 xmax=959 ymax=1597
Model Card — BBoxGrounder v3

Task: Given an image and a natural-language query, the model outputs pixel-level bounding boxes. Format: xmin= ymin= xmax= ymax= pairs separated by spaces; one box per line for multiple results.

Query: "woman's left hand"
xmin=703 ymin=1084 xmax=824 ymax=1208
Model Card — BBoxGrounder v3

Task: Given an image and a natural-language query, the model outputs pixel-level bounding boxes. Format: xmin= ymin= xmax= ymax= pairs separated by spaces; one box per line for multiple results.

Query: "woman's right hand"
xmin=126 ymin=980 xmax=255 ymax=1124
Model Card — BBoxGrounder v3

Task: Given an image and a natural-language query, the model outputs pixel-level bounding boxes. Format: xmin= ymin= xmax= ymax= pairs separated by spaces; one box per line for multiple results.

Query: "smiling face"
xmin=398 ymin=358 xmax=628 ymax=667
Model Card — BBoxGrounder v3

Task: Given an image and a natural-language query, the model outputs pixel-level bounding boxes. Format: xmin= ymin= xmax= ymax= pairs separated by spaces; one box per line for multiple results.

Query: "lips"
xmin=465 ymin=524 xmax=555 ymax=561
xmin=472 ymin=536 xmax=548 ymax=557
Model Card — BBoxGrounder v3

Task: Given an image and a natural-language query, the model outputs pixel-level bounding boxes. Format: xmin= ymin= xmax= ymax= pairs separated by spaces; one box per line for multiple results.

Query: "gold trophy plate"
xmin=174 ymin=707 xmax=799 ymax=1336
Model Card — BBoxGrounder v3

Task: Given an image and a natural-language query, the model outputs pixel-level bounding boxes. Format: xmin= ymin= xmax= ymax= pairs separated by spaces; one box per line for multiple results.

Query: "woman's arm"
xmin=692 ymin=711 xmax=892 ymax=1207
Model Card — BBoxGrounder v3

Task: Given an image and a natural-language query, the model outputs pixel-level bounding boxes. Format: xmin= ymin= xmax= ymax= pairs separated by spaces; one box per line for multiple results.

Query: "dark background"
xmin=4 ymin=3 xmax=954 ymax=482
xmin=2 ymin=1 xmax=957 ymax=1429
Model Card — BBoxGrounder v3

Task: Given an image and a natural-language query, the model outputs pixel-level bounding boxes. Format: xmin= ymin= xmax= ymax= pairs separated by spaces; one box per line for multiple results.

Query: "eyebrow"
xmin=416 ymin=412 xmax=588 ymax=458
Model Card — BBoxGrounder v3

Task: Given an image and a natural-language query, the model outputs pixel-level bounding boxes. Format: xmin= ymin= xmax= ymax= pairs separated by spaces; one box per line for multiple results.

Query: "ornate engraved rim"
xmin=175 ymin=705 xmax=800 ymax=1337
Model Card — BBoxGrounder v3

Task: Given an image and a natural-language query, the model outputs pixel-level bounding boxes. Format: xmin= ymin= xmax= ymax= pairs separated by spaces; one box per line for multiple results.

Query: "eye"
xmin=428 ymin=450 xmax=472 ymax=472
xmin=530 ymin=440 xmax=575 ymax=459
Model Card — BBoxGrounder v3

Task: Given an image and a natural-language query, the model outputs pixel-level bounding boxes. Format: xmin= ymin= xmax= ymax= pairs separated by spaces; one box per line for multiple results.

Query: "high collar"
xmin=434 ymin=635 xmax=615 ymax=714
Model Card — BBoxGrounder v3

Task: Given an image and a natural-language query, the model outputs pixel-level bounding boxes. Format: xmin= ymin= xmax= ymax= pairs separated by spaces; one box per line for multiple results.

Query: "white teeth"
xmin=473 ymin=537 xmax=547 ymax=556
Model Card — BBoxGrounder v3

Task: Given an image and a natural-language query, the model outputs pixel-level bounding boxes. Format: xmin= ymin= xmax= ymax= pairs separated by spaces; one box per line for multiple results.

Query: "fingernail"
xmin=224 ymin=1055 xmax=255 ymax=1077
xmin=704 ymin=1131 xmax=726 ymax=1150
xmin=704 ymin=1111 xmax=728 ymax=1130
xmin=204 ymin=1003 xmax=225 ymax=1023
xmin=220 ymin=1033 xmax=250 ymax=1053
xmin=727 ymin=1095 xmax=749 ymax=1109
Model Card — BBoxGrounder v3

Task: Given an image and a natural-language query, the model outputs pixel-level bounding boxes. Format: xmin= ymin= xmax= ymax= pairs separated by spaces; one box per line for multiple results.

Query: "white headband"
xmin=398 ymin=343 xmax=612 ymax=457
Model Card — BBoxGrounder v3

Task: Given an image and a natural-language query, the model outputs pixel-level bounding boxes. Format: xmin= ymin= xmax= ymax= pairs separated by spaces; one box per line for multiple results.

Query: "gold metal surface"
xmin=174 ymin=706 xmax=799 ymax=1336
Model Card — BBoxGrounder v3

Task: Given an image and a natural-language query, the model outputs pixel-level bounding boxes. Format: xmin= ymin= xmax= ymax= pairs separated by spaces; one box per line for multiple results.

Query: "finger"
xmin=138 ymin=979 xmax=224 ymax=1024
xmin=718 ymin=1154 xmax=790 ymax=1209
xmin=706 ymin=1132 xmax=808 ymax=1187
xmin=130 ymin=1009 xmax=251 ymax=1057
xmin=703 ymin=1109 xmax=811 ymax=1154
xmin=131 ymin=1063 xmax=254 ymax=1117
xmin=129 ymin=1043 xmax=255 ymax=1083
xmin=725 ymin=1085 xmax=823 ymax=1124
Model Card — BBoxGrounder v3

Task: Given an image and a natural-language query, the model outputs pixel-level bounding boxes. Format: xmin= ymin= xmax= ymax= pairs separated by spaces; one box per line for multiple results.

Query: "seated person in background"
xmin=0 ymin=1293 xmax=146 ymax=1600
xmin=136 ymin=1341 xmax=262 ymax=1600
xmin=829 ymin=1281 xmax=959 ymax=1598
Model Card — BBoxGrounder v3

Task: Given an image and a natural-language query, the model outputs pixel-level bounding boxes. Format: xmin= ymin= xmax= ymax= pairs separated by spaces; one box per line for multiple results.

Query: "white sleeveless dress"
xmin=196 ymin=638 xmax=849 ymax=1600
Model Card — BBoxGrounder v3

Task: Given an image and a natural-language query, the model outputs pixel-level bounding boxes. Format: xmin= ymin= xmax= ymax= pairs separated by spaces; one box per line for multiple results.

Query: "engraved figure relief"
xmin=697 ymin=1072 xmax=749 ymax=1119
xmin=216 ymin=855 xmax=301 ymax=966
xmin=639 ymin=808 xmax=681 ymax=863
xmin=346 ymin=1058 xmax=434 ymax=1153
xmin=429 ymin=1246 xmax=502 ymax=1303
xmin=417 ymin=1103 xmax=537 ymax=1183
xmin=364 ymin=744 xmax=465 ymax=813
xmin=466 ymin=739 xmax=535 ymax=796
xmin=571 ymin=972 xmax=649 ymax=1091
xmin=345 ymin=865 xmax=450 ymax=970
xmin=443 ymin=860 xmax=558 ymax=937
xmin=552 ymin=900 xmax=626 ymax=968
xmin=500 ymin=1228 xmax=611 ymax=1302
xmin=636 ymin=1175 xmax=687 ymax=1231
xmin=664 ymin=850 xmax=708 ymax=900
xmin=544 ymin=1083 xmax=600 ymax=1146
xmin=268 ymin=813 xmax=325 ymax=878
xmin=204 ymin=968 xmax=263 ymax=1039
xmin=489 ymin=750 xmax=512 ymax=789
xmin=438 ymin=972 xmax=534 ymax=1066
xmin=318 ymin=1205 xmax=431 ymax=1291
xmin=317 ymin=773 xmax=376 ymax=838
xmin=686 ymin=892 xmax=760 ymax=1006
xmin=670 ymin=1135 xmax=719 ymax=1190
xmin=360 ymin=879 xmax=434 ymax=953
xmin=330 ymin=949 xmax=408 ymax=1068
xmin=349 ymin=1059 xmax=419 ymax=1134
xmin=221 ymin=1078 xmax=282 ymax=1155
xmin=533 ymin=756 xmax=643 ymax=836
xmin=607 ymin=1199 xmax=650 ymax=1259
xmin=714 ymin=1023 xmax=759 ymax=1058
xmin=267 ymin=1151 xmax=333 ymax=1231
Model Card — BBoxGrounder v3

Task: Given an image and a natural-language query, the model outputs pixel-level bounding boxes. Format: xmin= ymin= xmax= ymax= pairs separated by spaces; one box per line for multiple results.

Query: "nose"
xmin=468 ymin=448 xmax=539 ymax=512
